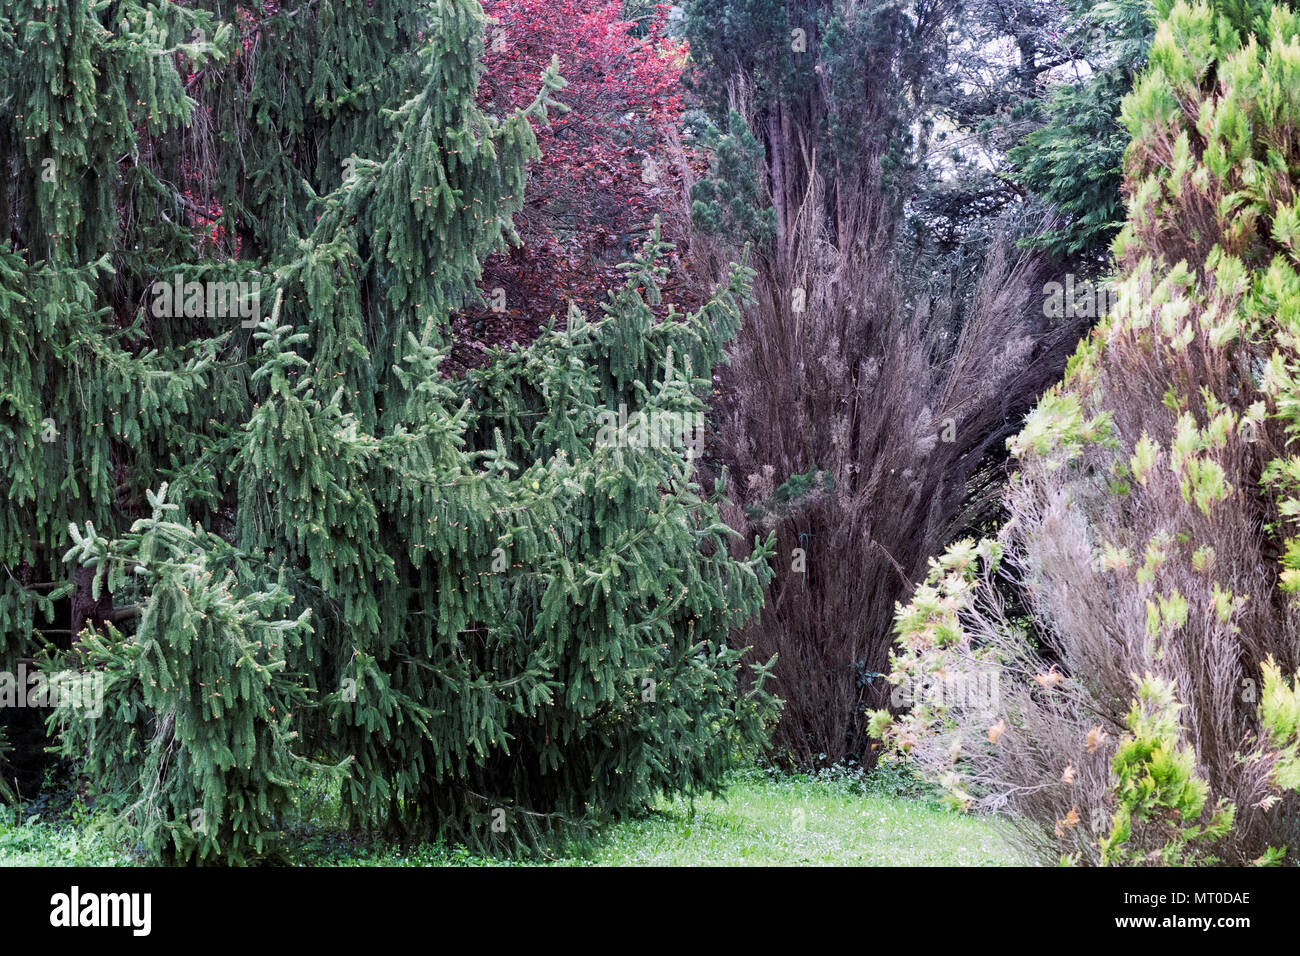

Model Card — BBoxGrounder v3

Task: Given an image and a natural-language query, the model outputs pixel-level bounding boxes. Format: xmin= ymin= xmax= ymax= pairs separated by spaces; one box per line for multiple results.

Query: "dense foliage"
xmin=465 ymin=0 xmax=700 ymax=350
xmin=8 ymin=0 xmax=1296 ymax=872
xmin=1008 ymin=0 xmax=1154 ymax=265
xmin=1 ymin=0 xmax=777 ymax=862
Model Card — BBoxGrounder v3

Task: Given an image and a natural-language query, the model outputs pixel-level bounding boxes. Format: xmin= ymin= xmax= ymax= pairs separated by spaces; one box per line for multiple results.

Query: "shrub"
xmin=873 ymin=0 xmax=1300 ymax=864
xmin=686 ymin=1 xmax=1086 ymax=767
xmin=1098 ymin=674 xmax=1235 ymax=865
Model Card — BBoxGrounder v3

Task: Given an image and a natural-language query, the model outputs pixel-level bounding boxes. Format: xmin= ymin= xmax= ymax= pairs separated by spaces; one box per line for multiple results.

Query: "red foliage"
xmin=459 ymin=1 xmax=702 ymax=358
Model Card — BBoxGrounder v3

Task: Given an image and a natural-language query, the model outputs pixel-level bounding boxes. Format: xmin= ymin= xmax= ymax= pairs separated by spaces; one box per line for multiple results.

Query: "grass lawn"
xmin=0 ymin=769 xmax=1026 ymax=867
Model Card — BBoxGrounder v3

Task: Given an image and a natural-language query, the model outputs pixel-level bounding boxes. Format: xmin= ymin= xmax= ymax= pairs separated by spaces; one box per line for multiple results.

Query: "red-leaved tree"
xmin=460 ymin=1 xmax=700 ymax=360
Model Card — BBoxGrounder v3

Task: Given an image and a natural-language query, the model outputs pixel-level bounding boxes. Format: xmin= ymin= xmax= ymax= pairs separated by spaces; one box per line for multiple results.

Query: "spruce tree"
xmin=1009 ymin=0 xmax=1155 ymax=265
xmin=3 ymin=0 xmax=778 ymax=858
xmin=1 ymin=0 xmax=232 ymax=671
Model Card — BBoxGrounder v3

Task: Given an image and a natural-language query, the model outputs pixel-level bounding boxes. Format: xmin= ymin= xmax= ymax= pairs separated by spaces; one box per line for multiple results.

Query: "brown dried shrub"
xmin=697 ymin=142 xmax=1083 ymax=765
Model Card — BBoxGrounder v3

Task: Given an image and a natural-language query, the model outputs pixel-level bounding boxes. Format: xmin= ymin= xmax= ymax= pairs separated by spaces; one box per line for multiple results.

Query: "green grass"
xmin=0 ymin=769 xmax=1026 ymax=867
xmin=553 ymin=772 xmax=1023 ymax=867
xmin=0 ymin=808 xmax=139 ymax=867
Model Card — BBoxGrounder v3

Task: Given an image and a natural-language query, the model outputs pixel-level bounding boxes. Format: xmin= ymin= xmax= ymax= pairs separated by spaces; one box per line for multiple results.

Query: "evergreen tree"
xmin=1008 ymin=0 xmax=1154 ymax=266
xmin=690 ymin=110 xmax=778 ymax=251
xmin=1 ymin=0 xmax=232 ymax=676
xmin=3 ymin=0 xmax=778 ymax=860
xmin=59 ymin=484 xmax=320 ymax=862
